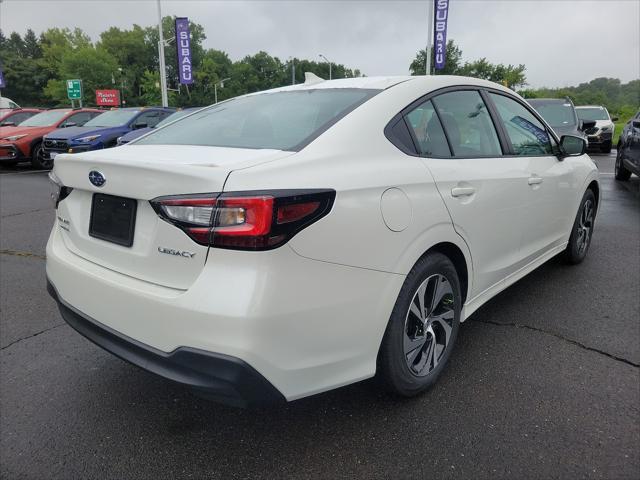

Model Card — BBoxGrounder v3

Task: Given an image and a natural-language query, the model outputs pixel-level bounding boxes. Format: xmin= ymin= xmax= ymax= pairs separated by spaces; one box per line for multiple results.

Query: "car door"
xmin=487 ymin=92 xmax=576 ymax=260
xmin=407 ymin=89 xmax=531 ymax=299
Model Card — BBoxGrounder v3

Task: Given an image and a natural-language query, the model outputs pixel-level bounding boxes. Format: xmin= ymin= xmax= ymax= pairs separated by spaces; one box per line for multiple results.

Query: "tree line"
xmin=1 ymin=20 xmax=637 ymax=118
xmin=0 ymin=17 xmax=362 ymax=108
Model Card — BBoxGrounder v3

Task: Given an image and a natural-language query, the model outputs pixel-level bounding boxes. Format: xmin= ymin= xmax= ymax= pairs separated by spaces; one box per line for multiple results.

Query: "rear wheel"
xmin=615 ymin=148 xmax=631 ymax=181
xmin=30 ymin=142 xmax=52 ymax=170
xmin=565 ymin=189 xmax=596 ymax=264
xmin=377 ymin=252 xmax=461 ymax=396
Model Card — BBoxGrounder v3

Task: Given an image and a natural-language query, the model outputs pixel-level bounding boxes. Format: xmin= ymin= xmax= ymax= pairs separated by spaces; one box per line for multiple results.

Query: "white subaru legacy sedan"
xmin=46 ymin=76 xmax=599 ymax=407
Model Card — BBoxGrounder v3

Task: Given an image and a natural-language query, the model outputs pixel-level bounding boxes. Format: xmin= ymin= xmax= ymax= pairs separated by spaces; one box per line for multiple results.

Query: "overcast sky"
xmin=1 ymin=0 xmax=639 ymax=88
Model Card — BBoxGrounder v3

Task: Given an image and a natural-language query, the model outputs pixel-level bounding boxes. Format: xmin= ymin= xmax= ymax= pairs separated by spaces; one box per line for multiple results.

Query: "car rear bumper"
xmin=47 ymin=279 xmax=285 ymax=408
xmin=46 ymin=220 xmax=403 ymax=402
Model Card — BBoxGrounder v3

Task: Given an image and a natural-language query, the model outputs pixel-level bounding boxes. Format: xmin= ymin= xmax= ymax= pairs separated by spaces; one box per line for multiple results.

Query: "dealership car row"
xmin=0 ymin=104 xmax=200 ymax=169
xmin=0 ymin=94 xmax=635 ymax=177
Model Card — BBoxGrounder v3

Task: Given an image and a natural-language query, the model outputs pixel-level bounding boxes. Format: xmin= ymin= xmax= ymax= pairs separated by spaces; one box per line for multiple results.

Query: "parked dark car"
xmin=527 ymin=98 xmax=595 ymax=139
xmin=0 ymin=108 xmax=42 ymax=127
xmin=116 ymin=107 xmax=202 ymax=145
xmin=43 ymin=107 xmax=174 ymax=161
xmin=615 ymin=111 xmax=640 ymax=181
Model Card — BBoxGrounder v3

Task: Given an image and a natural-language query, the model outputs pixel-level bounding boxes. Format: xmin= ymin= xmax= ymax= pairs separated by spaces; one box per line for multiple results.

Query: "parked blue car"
xmin=116 ymin=107 xmax=203 ymax=145
xmin=43 ymin=107 xmax=174 ymax=160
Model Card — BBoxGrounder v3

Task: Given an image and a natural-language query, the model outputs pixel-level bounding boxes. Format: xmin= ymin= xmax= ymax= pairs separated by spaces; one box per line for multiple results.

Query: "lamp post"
xmin=318 ymin=54 xmax=332 ymax=80
xmin=117 ymin=67 xmax=126 ymax=107
xmin=214 ymin=77 xmax=230 ymax=104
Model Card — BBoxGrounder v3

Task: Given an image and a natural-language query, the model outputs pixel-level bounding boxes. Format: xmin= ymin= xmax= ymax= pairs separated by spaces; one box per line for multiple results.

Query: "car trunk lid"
xmin=53 ymin=144 xmax=293 ymax=290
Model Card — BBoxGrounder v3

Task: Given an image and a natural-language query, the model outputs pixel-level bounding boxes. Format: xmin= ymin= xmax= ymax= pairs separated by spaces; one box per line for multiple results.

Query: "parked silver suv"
xmin=576 ymin=105 xmax=617 ymax=153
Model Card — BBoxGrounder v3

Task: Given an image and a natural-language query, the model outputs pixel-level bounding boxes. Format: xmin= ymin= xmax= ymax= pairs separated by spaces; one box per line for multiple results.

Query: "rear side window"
xmin=489 ymin=93 xmax=553 ymax=156
xmin=65 ymin=112 xmax=94 ymax=126
xmin=6 ymin=112 xmax=33 ymax=125
xmin=431 ymin=91 xmax=502 ymax=157
xmin=136 ymin=111 xmax=163 ymax=128
xmin=405 ymin=100 xmax=451 ymax=157
xmin=137 ymin=89 xmax=378 ymax=151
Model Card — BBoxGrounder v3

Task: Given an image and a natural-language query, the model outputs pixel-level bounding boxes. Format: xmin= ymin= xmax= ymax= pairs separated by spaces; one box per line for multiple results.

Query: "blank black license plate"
xmin=89 ymin=194 xmax=137 ymax=247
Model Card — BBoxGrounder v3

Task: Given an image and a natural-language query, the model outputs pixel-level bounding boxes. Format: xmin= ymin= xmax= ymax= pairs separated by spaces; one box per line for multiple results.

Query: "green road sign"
xmin=66 ymin=79 xmax=82 ymax=100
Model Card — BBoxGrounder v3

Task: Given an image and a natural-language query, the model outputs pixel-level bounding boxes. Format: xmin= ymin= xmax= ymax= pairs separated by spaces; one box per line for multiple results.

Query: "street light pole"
xmin=319 ymin=54 xmax=332 ymax=80
xmin=156 ymin=0 xmax=169 ymax=107
xmin=425 ymin=0 xmax=434 ymax=75
xmin=214 ymin=77 xmax=230 ymax=104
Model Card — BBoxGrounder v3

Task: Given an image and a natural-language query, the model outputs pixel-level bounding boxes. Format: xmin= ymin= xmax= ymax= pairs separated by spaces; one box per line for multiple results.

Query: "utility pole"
xmin=156 ymin=0 xmax=169 ymax=107
xmin=290 ymin=58 xmax=295 ymax=85
xmin=425 ymin=0 xmax=434 ymax=75
xmin=319 ymin=54 xmax=332 ymax=80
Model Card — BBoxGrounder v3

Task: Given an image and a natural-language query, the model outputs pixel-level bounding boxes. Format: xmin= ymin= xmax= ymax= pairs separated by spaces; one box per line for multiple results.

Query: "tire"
xmin=600 ymin=141 xmax=611 ymax=154
xmin=30 ymin=142 xmax=52 ymax=170
xmin=377 ymin=252 xmax=461 ymax=397
xmin=615 ymin=148 xmax=631 ymax=181
xmin=565 ymin=189 xmax=596 ymax=264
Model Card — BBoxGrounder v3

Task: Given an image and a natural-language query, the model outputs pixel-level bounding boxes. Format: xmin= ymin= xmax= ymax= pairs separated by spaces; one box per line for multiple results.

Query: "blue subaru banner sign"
xmin=175 ymin=17 xmax=194 ymax=85
xmin=434 ymin=0 xmax=450 ymax=70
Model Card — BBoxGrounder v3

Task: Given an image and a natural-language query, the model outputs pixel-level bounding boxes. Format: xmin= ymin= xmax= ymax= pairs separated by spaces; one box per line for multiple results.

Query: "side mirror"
xmin=133 ymin=122 xmax=147 ymax=129
xmin=560 ymin=135 xmax=587 ymax=157
xmin=0 ymin=121 xmax=16 ymax=127
xmin=611 ymin=116 xmax=619 ymax=122
xmin=62 ymin=122 xmax=77 ymax=128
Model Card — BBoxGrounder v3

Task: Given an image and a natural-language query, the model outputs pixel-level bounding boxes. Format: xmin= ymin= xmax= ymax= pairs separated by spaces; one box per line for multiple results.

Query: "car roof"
xmin=527 ymin=98 xmax=571 ymax=103
xmin=251 ymin=75 xmax=515 ymax=95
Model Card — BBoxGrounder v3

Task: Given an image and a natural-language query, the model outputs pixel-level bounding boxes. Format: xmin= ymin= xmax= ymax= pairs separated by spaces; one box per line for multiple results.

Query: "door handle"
xmin=528 ymin=176 xmax=543 ymax=185
xmin=451 ymin=186 xmax=476 ymax=197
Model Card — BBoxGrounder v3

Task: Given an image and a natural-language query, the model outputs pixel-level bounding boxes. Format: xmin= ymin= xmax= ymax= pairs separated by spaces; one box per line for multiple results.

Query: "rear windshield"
xmin=136 ymin=89 xmax=377 ymax=151
xmin=576 ymin=107 xmax=609 ymax=121
xmin=19 ymin=110 xmax=70 ymax=127
xmin=528 ymin=100 xmax=577 ymax=127
xmin=85 ymin=109 xmax=141 ymax=127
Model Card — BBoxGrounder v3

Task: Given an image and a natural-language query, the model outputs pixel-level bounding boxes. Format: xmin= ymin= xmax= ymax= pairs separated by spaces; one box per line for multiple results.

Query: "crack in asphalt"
xmin=1 ymin=323 xmax=66 ymax=351
xmin=0 ymin=249 xmax=46 ymax=260
xmin=474 ymin=318 xmax=640 ymax=368
xmin=1 ymin=207 xmax=51 ymax=218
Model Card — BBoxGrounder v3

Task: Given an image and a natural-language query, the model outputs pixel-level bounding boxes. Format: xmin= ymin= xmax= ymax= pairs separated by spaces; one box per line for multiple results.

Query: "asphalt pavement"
xmin=1 ymin=152 xmax=638 ymax=480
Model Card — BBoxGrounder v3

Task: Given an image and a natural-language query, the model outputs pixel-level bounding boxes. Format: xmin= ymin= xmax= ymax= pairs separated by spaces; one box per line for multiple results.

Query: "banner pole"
xmin=426 ymin=0 xmax=434 ymax=75
xmin=157 ymin=0 xmax=169 ymax=107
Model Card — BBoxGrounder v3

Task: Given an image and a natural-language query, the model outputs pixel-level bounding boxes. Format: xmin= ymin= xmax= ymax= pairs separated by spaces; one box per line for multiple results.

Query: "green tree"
xmin=44 ymin=46 xmax=119 ymax=105
xmin=408 ymin=40 xmax=527 ymax=88
xmin=410 ymin=40 xmax=462 ymax=75
xmin=98 ymin=25 xmax=155 ymax=106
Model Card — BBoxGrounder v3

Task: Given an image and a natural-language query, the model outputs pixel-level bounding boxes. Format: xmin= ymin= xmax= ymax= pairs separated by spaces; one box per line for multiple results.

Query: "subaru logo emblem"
xmin=88 ymin=170 xmax=106 ymax=187
xmin=51 ymin=140 xmax=57 ymax=145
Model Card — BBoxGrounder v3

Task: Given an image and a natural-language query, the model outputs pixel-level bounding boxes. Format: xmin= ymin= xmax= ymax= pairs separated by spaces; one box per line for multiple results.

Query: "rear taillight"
xmin=150 ymin=190 xmax=335 ymax=250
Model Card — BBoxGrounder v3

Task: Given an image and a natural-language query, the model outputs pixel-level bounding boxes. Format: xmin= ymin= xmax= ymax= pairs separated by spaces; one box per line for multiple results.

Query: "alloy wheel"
xmin=403 ymin=274 xmax=455 ymax=377
xmin=576 ymin=198 xmax=594 ymax=255
xmin=37 ymin=146 xmax=53 ymax=169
